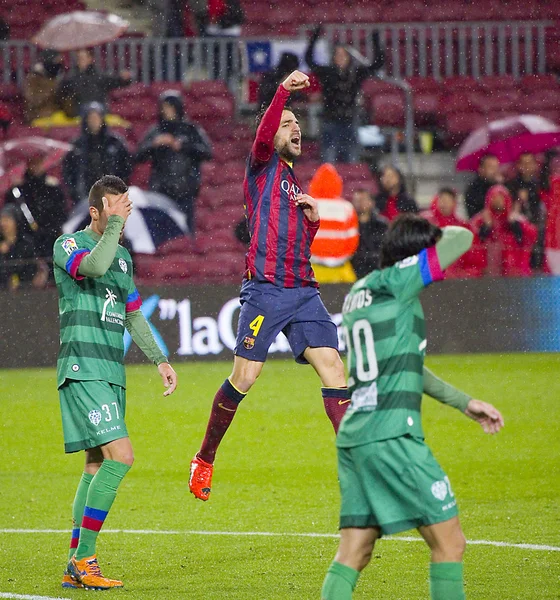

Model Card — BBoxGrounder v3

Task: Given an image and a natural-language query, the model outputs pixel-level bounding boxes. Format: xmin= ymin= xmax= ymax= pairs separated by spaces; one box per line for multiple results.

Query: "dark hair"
xmin=88 ymin=175 xmax=128 ymax=212
xmin=479 ymin=153 xmax=498 ymax=167
xmin=437 ymin=186 xmax=457 ymax=199
xmin=380 ymin=214 xmax=442 ymax=268
xmin=255 ymin=102 xmax=295 ymax=128
xmin=353 ymin=187 xmax=372 ymax=197
xmin=380 ymin=164 xmax=406 ymax=194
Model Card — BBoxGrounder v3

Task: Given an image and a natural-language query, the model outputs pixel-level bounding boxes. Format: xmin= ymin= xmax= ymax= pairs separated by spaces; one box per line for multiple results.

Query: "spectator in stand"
xmin=57 ymin=48 xmax=132 ymax=118
xmin=0 ymin=18 xmax=9 ymax=41
xmin=23 ymin=49 xmax=64 ymax=123
xmin=540 ymin=175 xmax=560 ymax=274
xmin=374 ymin=165 xmax=418 ymax=221
xmin=258 ymin=53 xmax=303 ymax=108
xmin=470 ymin=184 xmax=538 ymax=277
xmin=5 ymin=155 xmax=67 ymax=260
xmin=0 ymin=102 xmax=10 ymax=136
xmin=506 ymin=152 xmax=546 ymax=269
xmin=206 ymin=0 xmax=244 ymax=80
xmin=305 ymin=26 xmax=385 ymax=163
xmin=465 ymin=153 xmax=502 ymax=219
xmin=189 ymin=0 xmax=209 ymax=36
xmin=350 ymin=188 xmax=388 ymax=278
xmin=63 ymin=102 xmax=132 ymax=205
xmin=308 ymin=163 xmax=360 ymax=283
xmin=0 ymin=205 xmax=36 ymax=291
xmin=135 ymin=90 xmax=212 ymax=234
xmin=422 ymin=187 xmax=481 ymax=278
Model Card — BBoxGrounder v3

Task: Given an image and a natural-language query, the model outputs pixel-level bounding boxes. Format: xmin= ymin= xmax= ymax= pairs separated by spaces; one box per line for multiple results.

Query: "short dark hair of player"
xmin=255 ymin=102 xmax=295 ymax=128
xmin=88 ymin=175 xmax=128 ymax=212
xmin=379 ymin=214 xmax=442 ymax=269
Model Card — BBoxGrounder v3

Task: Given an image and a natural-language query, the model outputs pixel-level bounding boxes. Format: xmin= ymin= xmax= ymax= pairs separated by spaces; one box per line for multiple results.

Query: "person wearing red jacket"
xmin=470 ymin=184 xmax=538 ymax=277
xmin=421 ymin=188 xmax=480 ymax=279
xmin=540 ymin=175 xmax=560 ymax=274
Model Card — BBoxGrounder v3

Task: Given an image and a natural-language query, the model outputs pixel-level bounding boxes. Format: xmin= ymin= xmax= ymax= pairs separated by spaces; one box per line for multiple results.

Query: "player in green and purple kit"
xmin=321 ymin=215 xmax=504 ymax=600
xmin=53 ymin=175 xmax=178 ymax=590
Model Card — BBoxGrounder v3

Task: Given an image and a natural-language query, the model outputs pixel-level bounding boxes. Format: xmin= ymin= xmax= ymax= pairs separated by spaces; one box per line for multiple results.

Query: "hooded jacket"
xmin=135 ymin=91 xmax=213 ymax=204
xmin=309 ymin=164 xmax=359 ymax=267
xmin=57 ymin=64 xmax=130 ymax=118
xmin=471 ymin=185 xmax=538 ymax=277
xmin=62 ymin=102 xmax=132 ymax=204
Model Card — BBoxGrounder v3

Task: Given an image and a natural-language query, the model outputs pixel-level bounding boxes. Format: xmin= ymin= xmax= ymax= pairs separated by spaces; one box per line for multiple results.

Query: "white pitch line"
xmin=0 ymin=594 xmax=68 ymax=600
xmin=0 ymin=528 xmax=558 ymax=552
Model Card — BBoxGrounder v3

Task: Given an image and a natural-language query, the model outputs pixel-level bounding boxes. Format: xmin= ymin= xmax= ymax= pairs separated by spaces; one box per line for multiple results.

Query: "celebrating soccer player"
xmin=189 ymin=71 xmax=350 ymax=501
xmin=320 ymin=216 xmax=504 ymax=600
xmin=53 ymin=175 xmax=178 ymax=590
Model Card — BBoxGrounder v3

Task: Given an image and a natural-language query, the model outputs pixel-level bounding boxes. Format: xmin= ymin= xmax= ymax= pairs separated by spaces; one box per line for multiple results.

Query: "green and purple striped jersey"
xmin=53 ymin=229 xmax=142 ymax=389
xmin=337 ymin=246 xmax=443 ymax=448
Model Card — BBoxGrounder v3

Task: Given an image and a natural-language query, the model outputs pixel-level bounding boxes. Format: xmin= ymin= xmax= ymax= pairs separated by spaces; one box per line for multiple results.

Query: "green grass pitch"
xmin=0 ymin=354 xmax=558 ymax=599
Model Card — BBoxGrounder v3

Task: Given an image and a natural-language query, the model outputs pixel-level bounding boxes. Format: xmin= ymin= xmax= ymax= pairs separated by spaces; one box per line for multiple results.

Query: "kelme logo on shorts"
xmin=431 ymin=480 xmax=448 ymax=501
xmin=88 ymin=410 xmax=102 ymax=426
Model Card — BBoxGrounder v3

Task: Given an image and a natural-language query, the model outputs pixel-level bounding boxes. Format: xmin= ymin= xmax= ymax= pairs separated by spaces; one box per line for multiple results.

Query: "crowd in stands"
xmin=1 ymin=6 xmax=560 ymax=290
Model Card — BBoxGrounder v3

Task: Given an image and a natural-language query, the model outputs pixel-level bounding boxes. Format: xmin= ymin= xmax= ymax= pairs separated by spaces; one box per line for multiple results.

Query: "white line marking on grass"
xmin=0 ymin=594 xmax=68 ymax=600
xmin=1 ymin=528 xmax=558 ymax=552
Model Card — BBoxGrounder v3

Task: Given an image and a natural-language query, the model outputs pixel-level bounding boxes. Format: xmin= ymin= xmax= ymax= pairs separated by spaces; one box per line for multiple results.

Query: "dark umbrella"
xmin=32 ymin=11 xmax=129 ymax=52
xmin=456 ymin=114 xmax=560 ymax=172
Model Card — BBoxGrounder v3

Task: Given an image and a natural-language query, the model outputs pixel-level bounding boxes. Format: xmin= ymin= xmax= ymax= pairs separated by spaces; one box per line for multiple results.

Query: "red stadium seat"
xmin=187 ymin=80 xmax=231 ymax=99
xmin=370 ymin=93 xmax=405 ymax=128
xmin=149 ymin=82 xmax=186 ymax=99
xmin=445 ymin=112 xmax=488 ymax=146
xmin=520 ymin=74 xmax=560 ymax=93
xmin=110 ymin=97 xmax=159 ymax=122
xmin=481 ymin=75 xmax=518 ymax=92
xmin=109 ymin=83 xmax=152 ymax=101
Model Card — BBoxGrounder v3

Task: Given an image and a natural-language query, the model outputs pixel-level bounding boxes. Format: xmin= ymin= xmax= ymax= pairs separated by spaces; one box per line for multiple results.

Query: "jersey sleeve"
xmin=53 ymin=235 xmax=91 ymax=281
xmin=367 ymin=246 xmax=444 ymax=302
xmin=125 ymin=260 xmax=143 ymax=313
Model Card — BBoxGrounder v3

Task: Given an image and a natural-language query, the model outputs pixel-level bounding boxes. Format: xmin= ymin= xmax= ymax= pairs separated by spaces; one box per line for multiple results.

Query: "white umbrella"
xmin=63 ymin=186 xmax=188 ymax=253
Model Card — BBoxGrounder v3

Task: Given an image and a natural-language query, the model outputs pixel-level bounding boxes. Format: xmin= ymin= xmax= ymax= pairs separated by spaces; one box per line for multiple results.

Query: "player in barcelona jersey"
xmin=321 ymin=215 xmax=505 ymax=600
xmin=53 ymin=175 xmax=178 ymax=590
xmin=189 ymin=70 xmax=350 ymax=501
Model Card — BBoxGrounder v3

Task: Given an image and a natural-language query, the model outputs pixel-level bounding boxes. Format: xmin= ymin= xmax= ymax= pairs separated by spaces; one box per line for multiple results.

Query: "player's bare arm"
xmin=158 ymin=362 xmax=178 ymax=397
xmin=464 ymin=399 xmax=504 ymax=434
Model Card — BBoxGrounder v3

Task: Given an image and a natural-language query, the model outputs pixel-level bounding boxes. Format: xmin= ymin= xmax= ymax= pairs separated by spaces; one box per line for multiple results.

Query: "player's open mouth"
xmin=291 ymin=136 xmax=300 ymax=147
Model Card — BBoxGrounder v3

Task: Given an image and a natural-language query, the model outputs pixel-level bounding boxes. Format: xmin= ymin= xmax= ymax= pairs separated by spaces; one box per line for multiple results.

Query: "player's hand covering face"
xmin=158 ymin=362 xmax=178 ymax=396
xmin=465 ymin=399 xmax=504 ymax=434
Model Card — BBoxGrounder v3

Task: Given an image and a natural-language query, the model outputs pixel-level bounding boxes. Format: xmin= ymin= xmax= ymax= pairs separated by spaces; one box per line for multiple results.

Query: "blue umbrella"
xmin=62 ymin=186 xmax=188 ymax=253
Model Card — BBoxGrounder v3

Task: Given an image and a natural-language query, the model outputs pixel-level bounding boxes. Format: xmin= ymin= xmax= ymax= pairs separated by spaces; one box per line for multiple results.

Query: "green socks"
xmin=68 ymin=472 xmax=94 ymax=560
xmin=74 ymin=460 xmax=131 ymax=560
xmin=430 ymin=562 xmax=465 ymax=600
xmin=321 ymin=561 xmax=360 ymax=600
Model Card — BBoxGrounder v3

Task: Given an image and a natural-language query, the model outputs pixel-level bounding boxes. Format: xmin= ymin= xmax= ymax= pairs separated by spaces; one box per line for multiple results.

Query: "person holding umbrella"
xmin=57 ymin=48 xmax=132 ymax=118
xmin=4 ymin=153 xmax=67 ymax=285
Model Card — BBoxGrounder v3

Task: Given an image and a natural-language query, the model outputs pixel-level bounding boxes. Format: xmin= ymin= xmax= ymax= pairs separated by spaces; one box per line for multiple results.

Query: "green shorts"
xmin=59 ymin=380 xmax=128 ymax=453
xmin=338 ymin=435 xmax=458 ymax=535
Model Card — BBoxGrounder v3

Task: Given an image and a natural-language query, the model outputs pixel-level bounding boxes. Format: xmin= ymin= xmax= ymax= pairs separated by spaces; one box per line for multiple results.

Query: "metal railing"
xmin=300 ymin=21 xmax=554 ymax=79
xmin=0 ymin=20 xmax=554 ymax=85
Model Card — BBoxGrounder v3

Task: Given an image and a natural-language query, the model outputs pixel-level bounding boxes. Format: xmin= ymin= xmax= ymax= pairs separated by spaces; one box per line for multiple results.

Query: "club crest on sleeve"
xmin=243 ymin=336 xmax=255 ymax=350
xmin=119 ymin=258 xmax=128 ymax=273
xmin=397 ymin=255 xmax=419 ymax=269
xmin=62 ymin=238 xmax=78 ymax=256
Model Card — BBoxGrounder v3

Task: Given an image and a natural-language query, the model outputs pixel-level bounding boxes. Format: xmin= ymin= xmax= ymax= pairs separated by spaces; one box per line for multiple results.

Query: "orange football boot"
xmin=62 ymin=570 xmax=83 ymax=589
xmin=67 ymin=555 xmax=123 ymax=590
xmin=189 ymin=455 xmax=214 ymax=501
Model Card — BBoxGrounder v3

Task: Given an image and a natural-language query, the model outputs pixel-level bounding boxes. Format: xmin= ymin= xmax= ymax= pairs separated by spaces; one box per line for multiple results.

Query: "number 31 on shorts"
xmin=249 ymin=314 xmax=264 ymax=337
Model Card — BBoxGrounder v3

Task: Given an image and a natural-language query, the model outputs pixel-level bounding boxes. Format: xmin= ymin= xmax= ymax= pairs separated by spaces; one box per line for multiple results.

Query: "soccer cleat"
xmin=62 ymin=571 xmax=83 ymax=589
xmin=189 ymin=455 xmax=214 ymax=501
xmin=67 ymin=555 xmax=123 ymax=590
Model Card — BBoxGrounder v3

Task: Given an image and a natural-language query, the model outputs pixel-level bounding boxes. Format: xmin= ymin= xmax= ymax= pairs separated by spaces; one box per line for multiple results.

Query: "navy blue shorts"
xmin=234 ymin=280 xmax=339 ymax=364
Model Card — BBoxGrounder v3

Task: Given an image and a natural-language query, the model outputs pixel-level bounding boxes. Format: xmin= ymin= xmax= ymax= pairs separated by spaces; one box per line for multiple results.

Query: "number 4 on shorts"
xmin=249 ymin=315 xmax=264 ymax=337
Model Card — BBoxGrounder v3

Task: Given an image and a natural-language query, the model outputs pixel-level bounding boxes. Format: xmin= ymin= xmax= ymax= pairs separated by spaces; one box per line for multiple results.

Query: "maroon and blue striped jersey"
xmin=243 ymin=86 xmax=319 ymax=288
